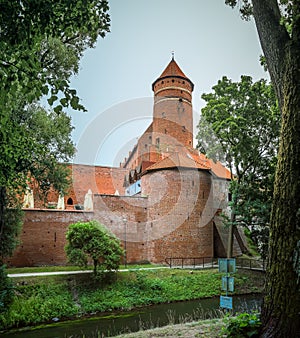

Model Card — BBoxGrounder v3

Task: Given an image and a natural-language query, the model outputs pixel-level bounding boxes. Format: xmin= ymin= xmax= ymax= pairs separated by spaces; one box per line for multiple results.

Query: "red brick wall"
xmin=142 ymin=168 xmax=214 ymax=262
xmin=93 ymin=194 xmax=149 ymax=263
xmin=9 ymin=167 xmax=218 ymax=267
xmin=7 ymin=210 xmax=94 ymax=267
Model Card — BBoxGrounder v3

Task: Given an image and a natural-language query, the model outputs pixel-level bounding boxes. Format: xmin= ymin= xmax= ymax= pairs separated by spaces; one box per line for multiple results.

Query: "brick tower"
xmin=151 ymin=56 xmax=194 ymax=150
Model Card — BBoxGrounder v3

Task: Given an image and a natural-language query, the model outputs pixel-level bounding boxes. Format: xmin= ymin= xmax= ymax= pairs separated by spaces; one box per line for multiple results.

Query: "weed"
xmin=222 ymin=312 xmax=261 ymax=337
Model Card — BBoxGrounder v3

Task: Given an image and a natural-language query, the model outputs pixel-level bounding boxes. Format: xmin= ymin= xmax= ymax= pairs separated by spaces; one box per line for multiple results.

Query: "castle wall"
xmin=142 ymin=168 xmax=215 ymax=262
xmin=7 ymin=210 xmax=94 ymax=267
xmin=8 ymin=168 xmax=220 ymax=267
xmin=92 ymin=194 xmax=149 ymax=263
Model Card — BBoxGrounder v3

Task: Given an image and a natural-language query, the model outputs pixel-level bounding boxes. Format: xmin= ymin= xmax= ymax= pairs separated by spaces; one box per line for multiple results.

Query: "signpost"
xmin=218 ymin=258 xmax=236 ymax=310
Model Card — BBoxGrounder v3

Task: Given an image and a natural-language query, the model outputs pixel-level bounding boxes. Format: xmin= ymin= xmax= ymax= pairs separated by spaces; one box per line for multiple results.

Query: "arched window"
xmin=67 ymin=197 xmax=73 ymax=205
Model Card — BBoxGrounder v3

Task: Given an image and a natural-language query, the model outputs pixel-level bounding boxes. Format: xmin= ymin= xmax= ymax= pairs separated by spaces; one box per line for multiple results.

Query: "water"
xmin=2 ymin=295 xmax=261 ymax=338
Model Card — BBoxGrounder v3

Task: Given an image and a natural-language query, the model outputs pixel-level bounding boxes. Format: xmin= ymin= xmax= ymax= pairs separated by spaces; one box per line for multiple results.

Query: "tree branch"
xmin=252 ymin=0 xmax=290 ymax=108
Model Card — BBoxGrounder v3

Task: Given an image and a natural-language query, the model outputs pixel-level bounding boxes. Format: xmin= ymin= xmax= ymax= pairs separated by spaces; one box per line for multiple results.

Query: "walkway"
xmin=8 ymin=266 xmax=168 ymax=278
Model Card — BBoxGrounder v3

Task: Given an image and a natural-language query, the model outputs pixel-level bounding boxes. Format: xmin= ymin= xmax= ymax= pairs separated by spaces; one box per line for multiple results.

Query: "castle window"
xmin=145 ymin=144 xmax=148 ymax=148
xmin=165 ymin=129 xmax=167 ymax=134
xmin=162 ymin=112 xmax=166 ymax=118
xmin=161 ymin=81 xmax=164 ymax=84
xmin=156 ymin=138 xmax=160 ymax=148
xmin=172 ymin=79 xmax=174 ymax=83
xmin=179 ymin=98 xmax=183 ymax=102
xmin=67 ymin=197 xmax=73 ymax=205
xmin=182 ymin=126 xmax=186 ymax=132
xmin=183 ymin=81 xmax=185 ymax=84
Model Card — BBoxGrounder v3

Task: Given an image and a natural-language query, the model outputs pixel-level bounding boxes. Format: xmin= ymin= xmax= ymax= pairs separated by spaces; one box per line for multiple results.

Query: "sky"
xmin=68 ymin=0 xmax=268 ymax=167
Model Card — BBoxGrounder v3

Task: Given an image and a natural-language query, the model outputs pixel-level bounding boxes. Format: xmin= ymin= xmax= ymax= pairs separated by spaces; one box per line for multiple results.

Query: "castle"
xmin=8 ymin=58 xmax=245 ymax=267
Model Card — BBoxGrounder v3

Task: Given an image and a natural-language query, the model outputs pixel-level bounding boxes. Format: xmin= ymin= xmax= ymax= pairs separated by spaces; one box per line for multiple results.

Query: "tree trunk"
xmin=251 ymin=1 xmax=300 ymax=337
xmin=93 ymin=259 xmax=98 ymax=276
xmin=0 ymin=186 xmax=6 ymax=240
xmin=260 ymin=48 xmax=300 ymax=338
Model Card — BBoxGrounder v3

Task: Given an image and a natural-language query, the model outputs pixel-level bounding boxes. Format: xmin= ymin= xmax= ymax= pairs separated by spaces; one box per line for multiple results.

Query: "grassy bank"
xmin=1 ymin=267 xmax=264 ymax=331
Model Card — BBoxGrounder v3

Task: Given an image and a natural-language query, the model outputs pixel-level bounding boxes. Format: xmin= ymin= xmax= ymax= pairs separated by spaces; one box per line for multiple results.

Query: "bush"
xmin=222 ymin=312 xmax=261 ymax=337
xmin=65 ymin=220 xmax=124 ymax=276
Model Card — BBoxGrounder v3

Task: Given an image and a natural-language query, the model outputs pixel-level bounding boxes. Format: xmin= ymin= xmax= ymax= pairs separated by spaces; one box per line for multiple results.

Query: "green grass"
xmin=7 ymin=263 xmax=162 ymax=274
xmin=0 ymin=268 xmax=265 ymax=332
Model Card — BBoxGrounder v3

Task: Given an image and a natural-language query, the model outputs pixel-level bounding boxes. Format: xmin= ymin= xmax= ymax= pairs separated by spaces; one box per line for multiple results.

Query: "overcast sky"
xmin=68 ymin=0 xmax=268 ymax=167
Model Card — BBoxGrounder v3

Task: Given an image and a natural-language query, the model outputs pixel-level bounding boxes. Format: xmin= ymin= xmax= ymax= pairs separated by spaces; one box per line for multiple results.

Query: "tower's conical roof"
xmin=159 ymin=57 xmax=188 ymax=78
xmin=152 ymin=57 xmax=194 ymax=91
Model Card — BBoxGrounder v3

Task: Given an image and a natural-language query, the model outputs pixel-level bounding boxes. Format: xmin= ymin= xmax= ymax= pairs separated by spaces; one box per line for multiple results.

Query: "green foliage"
xmin=197 ymin=76 xmax=280 ymax=257
xmin=0 ymin=0 xmax=110 ymax=112
xmin=222 ymin=312 xmax=261 ymax=337
xmin=0 ymin=280 xmax=78 ymax=329
xmin=65 ymin=220 xmax=124 ymax=276
xmin=0 ymin=265 xmax=14 ymax=314
xmin=0 ymin=205 xmax=23 ymax=260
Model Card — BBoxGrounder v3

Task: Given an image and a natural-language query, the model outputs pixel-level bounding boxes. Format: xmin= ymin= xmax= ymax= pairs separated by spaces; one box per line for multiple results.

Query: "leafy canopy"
xmin=197 ymin=76 xmax=280 ymax=257
xmin=0 ymin=0 xmax=110 ymax=195
xmin=0 ymin=1 xmax=110 ymax=308
xmin=0 ymin=0 xmax=110 ymax=112
xmin=65 ymin=220 xmax=124 ymax=276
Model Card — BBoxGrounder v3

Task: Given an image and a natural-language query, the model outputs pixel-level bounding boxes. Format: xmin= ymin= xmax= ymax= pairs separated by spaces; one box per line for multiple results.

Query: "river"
xmin=2 ymin=294 xmax=261 ymax=338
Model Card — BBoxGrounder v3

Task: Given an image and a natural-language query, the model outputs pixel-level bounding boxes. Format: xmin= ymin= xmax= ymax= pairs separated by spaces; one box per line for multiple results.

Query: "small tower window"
xmin=162 ymin=112 xmax=166 ymax=118
xmin=172 ymin=79 xmax=174 ymax=83
xmin=182 ymin=126 xmax=186 ymax=132
xmin=67 ymin=197 xmax=73 ymax=205
xmin=156 ymin=138 xmax=160 ymax=148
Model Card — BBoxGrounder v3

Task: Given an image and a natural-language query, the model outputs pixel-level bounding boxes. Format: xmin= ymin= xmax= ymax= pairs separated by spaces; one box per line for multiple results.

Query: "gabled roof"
xmin=143 ymin=152 xmax=210 ymax=173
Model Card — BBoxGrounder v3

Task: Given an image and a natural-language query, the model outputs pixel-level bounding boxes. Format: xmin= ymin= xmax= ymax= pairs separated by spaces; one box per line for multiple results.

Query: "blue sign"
xmin=220 ymin=296 xmax=233 ymax=309
xmin=218 ymin=258 xmax=236 ymax=273
xmin=222 ymin=276 xmax=234 ymax=292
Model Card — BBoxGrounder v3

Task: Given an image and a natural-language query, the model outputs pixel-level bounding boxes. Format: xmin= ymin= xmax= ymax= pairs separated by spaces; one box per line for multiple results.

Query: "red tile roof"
xmin=143 ymin=152 xmax=210 ymax=173
xmin=142 ymin=150 xmax=231 ymax=180
xmin=159 ymin=58 xmax=188 ymax=79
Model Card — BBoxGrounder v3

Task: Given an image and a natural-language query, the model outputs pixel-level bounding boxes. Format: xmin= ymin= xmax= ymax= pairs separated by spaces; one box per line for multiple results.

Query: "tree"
xmin=197 ymin=76 xmax=280 ymax=258
xmin=65 ymin=221 xmax=124 ymax=276
xmin=0 ymin=0 xmax=110 ymax=310
xmin=225 ymin=1 xmax=300 ymax=336
xmin=0 ymin=0 xmax=110 ymax=237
